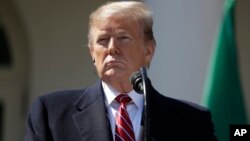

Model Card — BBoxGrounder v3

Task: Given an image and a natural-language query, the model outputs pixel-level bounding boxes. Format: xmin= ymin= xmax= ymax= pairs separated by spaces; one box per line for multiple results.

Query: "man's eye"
xmin=98 ymin=38 xmax=108 ymax=41
xmin=119 ymin=36 xmax=130 ymax=43
xmin=97 ymin=38 xmax=109 ymax=45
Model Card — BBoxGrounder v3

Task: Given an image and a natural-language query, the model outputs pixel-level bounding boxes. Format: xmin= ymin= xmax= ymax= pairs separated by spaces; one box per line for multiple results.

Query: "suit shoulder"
xmin=154 ymin=92 xmax=208 ymax=113
xmin=32 ymin=88 xmax=86 ymax=110
xmin=175 ymin=98 xmax=208 ymax=112
xmin=28 ymin=88 xmax=88 ymax=121
xmin=41 ymin=89 xmax=84 ymax=101
xmin=41 ymin=89 xmax=85 ymax=99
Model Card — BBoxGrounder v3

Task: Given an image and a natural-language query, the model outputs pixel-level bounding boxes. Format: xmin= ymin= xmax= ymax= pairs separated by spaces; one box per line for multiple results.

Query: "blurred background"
xmin=0 ymin=0 xmax=249 ymax=140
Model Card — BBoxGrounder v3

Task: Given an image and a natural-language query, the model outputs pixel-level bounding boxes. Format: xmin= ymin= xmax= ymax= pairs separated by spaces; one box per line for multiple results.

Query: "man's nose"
xmin=108 ymin=38 xmax=120 ymax=55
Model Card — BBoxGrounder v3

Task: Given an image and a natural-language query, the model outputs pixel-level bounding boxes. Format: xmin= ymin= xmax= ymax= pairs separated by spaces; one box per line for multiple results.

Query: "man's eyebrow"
xmin=97 ymin=32 xmax=110 ymax=37
xmin=116 ymin=30 xmax=130 ymax=35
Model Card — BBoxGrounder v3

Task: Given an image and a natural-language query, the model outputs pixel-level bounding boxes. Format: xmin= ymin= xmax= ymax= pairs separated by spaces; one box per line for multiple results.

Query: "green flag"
xmin=202 ymin=0 xmax=248 ymax=141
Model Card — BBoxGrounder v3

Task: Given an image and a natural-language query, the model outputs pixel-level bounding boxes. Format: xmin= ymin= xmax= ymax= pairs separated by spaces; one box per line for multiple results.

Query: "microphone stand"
xmin=140 ymin=67 xmax=151 ymax=141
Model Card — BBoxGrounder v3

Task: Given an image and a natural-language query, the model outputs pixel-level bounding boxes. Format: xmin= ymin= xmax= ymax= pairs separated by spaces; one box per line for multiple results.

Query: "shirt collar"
xmin=102 ymin=81 xmax=144 ymax=108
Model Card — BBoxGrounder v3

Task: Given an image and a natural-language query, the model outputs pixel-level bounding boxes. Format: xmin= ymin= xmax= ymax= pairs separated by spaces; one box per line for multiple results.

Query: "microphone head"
xmin=129 ymin=71 xmax=144 ymax=94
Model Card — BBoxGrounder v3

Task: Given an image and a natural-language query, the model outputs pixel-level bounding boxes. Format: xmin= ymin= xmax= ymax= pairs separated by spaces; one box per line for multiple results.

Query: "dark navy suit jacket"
xmin=24 ymin=80 xmax=217 ymax=141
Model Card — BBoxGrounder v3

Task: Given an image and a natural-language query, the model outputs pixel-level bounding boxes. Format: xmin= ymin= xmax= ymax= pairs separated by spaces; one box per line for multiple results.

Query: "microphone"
xmin=129 ymin=70 xmax=144 ymax=94
xmin=130 ymin=67 xmax=151 ymax=141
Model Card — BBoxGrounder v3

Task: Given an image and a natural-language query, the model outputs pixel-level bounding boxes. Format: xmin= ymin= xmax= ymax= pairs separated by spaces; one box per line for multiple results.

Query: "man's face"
xmin=89 ymin=16 xmax=154 ymax=83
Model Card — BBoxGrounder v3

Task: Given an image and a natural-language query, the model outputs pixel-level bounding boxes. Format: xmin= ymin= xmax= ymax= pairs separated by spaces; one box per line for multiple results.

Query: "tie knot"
xmin=115 ymin=94 xmax=132 ymax=105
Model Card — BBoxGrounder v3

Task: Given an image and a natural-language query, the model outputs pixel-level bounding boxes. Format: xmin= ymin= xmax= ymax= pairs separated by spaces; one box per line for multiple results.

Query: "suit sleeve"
xmin=24 ymin=97 xmax=53 ymax=141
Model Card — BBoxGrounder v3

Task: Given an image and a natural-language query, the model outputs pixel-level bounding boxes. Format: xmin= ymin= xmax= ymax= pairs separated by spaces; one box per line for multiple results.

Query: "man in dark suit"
xmin=25 ymin=1 xmax=217 ymax=141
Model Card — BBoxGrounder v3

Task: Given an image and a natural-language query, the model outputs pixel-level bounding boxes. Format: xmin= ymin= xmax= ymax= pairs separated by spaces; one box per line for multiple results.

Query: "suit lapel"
xmin=72 ymin=81 xmax=113 ymax=141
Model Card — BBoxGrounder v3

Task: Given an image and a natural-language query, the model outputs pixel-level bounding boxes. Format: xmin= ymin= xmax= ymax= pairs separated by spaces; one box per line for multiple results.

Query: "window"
xmin=0 ymin=21 xmax=12 ymax=67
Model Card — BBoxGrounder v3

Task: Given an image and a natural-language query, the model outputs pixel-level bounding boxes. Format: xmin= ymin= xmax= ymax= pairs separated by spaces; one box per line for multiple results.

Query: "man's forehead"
xmin=90 ymin=16 xmax=142 ymax=37
xmin=95 ymin=28 xmax=129 ymax=35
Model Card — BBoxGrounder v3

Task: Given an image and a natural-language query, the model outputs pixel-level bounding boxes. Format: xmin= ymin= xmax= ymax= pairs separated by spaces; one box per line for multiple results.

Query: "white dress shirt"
xmin=102 ymin=81 xmax=144 ymax=141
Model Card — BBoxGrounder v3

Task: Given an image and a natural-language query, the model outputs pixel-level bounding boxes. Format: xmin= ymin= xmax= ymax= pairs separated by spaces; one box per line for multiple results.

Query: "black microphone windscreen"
xmin=129 ymin=71 xmax=143 ymax=94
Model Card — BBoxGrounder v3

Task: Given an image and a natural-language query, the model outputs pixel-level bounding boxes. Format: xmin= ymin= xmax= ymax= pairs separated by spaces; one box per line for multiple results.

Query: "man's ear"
xmin=89 ymin=47 xmax=95 ymax=63
xmin=145 ymin=41 xmax=156 ymax=67
xmin=146 ymin=41 xmax=155 ymax=56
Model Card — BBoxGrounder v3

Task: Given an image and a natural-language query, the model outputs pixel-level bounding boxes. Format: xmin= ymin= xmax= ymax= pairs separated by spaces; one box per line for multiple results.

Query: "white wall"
xmin=236 ymin=0 xmax=250 ymax=121
xmin=145 ymin=0 xmax=224 ymax=103
xmin=0 ymin=0 xmax=29 ymax=140
xmin=145 ymin=0 xmax=250 ymax=120
xmin=1 ymin=1 xmax=111 ymax=140
xmin=12 ymin=0 xmax=112 ymax=102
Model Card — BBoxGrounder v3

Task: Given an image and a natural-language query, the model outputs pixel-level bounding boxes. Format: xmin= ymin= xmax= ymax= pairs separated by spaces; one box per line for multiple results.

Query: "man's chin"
xmin=103 ymin=69 xmax=129 ymax=79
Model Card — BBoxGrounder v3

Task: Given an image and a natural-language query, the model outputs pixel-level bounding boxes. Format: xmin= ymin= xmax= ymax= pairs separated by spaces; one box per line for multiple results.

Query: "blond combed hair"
xmin=88 ymin=1 xmax=156 ymax=48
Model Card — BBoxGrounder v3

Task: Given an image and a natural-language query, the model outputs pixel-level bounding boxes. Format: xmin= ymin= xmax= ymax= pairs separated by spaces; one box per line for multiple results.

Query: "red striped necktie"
xmin=115 ymin=94 xmax=135 ymax=141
